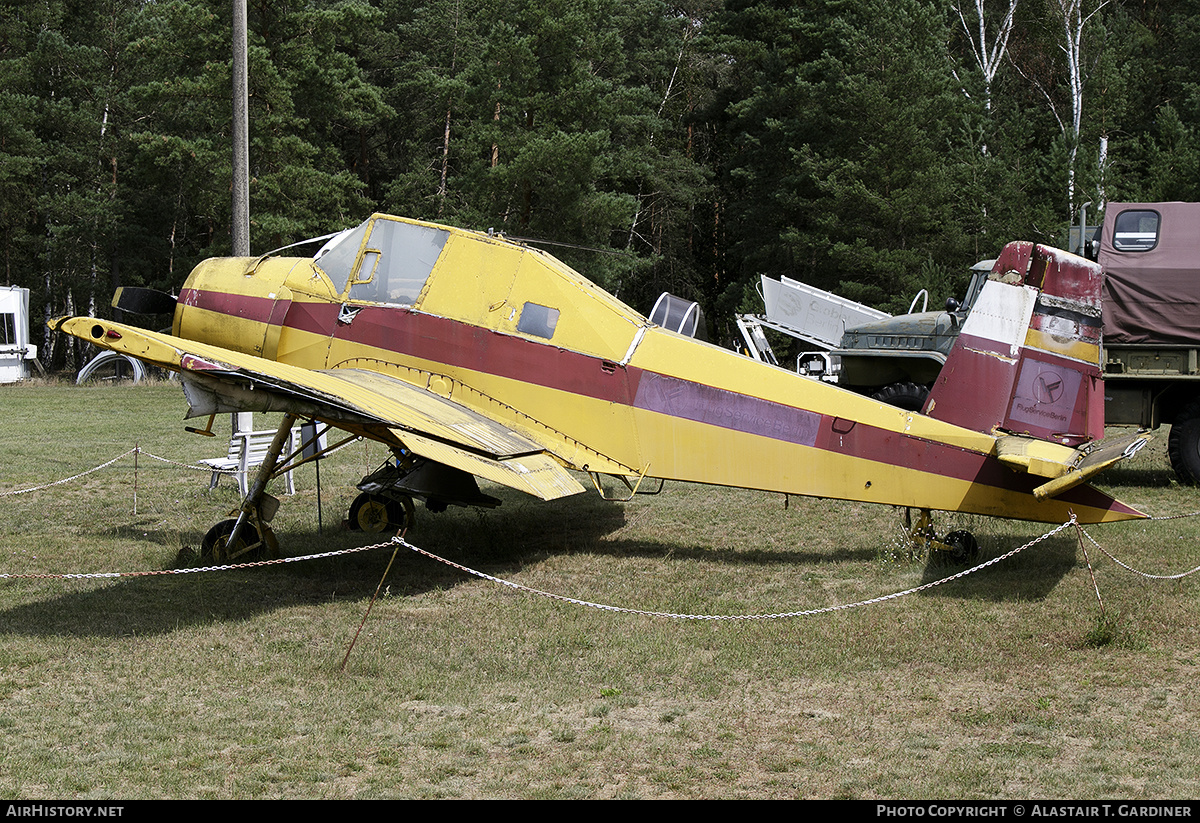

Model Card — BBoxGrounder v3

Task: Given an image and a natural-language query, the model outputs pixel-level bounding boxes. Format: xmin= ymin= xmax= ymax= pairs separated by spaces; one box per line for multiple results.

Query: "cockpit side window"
xmin=516 ymin=302 xmax=560 ymax=339
xmin=348 ymin=218 xmax=449 ymax=305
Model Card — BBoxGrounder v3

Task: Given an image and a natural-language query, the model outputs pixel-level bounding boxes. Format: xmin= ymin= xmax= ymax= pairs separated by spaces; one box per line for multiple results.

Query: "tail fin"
xmin=924 ymin=242 xmax=1104 ymax=447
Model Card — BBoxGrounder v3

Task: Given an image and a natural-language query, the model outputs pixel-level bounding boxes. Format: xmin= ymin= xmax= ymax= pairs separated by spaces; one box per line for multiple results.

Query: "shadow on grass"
xmin=1097 ymin=466 xmax=1178 ymax=488
xmin=0 ymin=489 xmax=627 ymax=638
xmin=595 ymin=541 xmax=880 ymax=566
xmin=0 ymin=485 xmax=1086 ymax=636
xmin=917 ymin=533 xmax=1077 ymax=602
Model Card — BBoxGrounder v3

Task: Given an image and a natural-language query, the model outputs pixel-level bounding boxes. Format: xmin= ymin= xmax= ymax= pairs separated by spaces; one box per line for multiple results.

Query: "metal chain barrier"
xmin=136 ymin=448 xmax=241 ymax=474
xmin=1079 ymin=525 xmax=1200 ymax=581
xmin=0 ymin=448 xmax=141 ymax=497
xmin=1145 ymin=509 xmax=1200 ymax=522
xmin=8 ymin=447 xmax=1200 ymax=617
xmin=394 ymin=520 xmax=1078 ymax=620
xmin=0 ymin=446 xmax=241 ymax=500
xmin=0 ymin=541 xmax=393 ymax=581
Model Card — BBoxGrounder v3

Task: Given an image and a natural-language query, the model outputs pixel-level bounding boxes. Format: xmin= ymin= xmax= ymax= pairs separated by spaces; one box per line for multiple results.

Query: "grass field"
xmin=3 ymin=380 xmax=1200 ymax=799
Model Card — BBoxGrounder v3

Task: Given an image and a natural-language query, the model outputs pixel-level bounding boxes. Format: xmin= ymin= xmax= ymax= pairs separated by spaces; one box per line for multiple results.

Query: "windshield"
xmin=313 ymin=222 xmax=371 ymax=295
xmin=315 ymin=216 xmax=450 ymax=304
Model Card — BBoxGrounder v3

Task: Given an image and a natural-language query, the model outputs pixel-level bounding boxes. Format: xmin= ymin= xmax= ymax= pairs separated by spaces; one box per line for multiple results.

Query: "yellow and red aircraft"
xmin=52 ymin=214 xmax=1146 ymax=561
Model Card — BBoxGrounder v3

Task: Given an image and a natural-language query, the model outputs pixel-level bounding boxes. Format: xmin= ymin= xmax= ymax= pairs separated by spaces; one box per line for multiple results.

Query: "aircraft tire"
xmin=1168 ymin=401 xmax=1200 ymax=485
xmin=200 ymin=518 xmax=277 ymax=563
xmin=943 ymin=530 xmax=980 ymax=564
xmin=348 ymin=492 xmax=413 ymax=534
xmin=871 ymin=382 xmax=929 ymax=412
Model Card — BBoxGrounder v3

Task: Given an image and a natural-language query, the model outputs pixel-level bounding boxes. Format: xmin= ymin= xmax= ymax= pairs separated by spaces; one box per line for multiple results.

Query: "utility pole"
xmin=231 ymin=0 xmax=250 ymax=256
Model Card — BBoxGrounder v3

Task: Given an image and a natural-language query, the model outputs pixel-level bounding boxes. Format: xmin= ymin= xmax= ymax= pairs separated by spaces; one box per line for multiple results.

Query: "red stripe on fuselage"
xmin=182 ymin=289 xmax=1135 ymax=516
xmin=180 ymin=287 xmax=276 ymax=323
xmin=183 ymin=289 xmax=639 ymax=404
xmin=328 ymin=303 xmax=643 ymax=406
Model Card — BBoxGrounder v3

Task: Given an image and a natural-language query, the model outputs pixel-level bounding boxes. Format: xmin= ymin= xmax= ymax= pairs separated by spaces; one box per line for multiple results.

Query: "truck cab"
xmin=1094 ymin=202 xmax=1200 ymax=482
xmin=833 ymin=260 xmax=992 ymax=410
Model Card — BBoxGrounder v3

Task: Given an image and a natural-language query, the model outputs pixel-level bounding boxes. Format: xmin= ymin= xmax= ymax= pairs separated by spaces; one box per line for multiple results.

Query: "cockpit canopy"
xmin=315 ymin=215 xmax=450 ymax=305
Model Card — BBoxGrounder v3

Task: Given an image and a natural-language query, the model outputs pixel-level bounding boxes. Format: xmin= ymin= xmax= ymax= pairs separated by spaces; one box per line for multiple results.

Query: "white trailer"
xmin=0 ymin=286 xmax=37 ymax=383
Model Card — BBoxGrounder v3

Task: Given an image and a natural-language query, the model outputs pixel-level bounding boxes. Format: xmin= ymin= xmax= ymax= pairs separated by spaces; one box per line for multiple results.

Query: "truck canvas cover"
xmin=1100 ymin=201 xmax=1200 ymax=344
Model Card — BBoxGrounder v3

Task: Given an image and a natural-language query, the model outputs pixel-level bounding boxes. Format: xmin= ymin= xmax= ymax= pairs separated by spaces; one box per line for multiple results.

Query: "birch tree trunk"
xmin=1054 ymin=0 xmax=1107 ymax=218
xmin=952 ymin=0 xmax=1019 ymax=118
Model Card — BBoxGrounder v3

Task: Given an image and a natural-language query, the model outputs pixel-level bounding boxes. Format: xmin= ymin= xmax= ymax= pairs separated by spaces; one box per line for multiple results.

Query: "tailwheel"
xmin=904 ymin=508 xmax=979 ymax=564
xmin=943 ymin=530 xmax=980 ymax=564
xmin=201 ymin=518 xmax=279 ymax=563
xmin=348 ymin=492 xmax=415 ymax=534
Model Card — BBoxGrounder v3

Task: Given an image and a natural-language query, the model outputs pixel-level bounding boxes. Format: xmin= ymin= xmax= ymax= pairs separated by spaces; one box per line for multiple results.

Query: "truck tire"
xmin=871 ymin=382 xmax=929 ymax=412
xmin=1168 ymin=401 xmax=1200 ymax=485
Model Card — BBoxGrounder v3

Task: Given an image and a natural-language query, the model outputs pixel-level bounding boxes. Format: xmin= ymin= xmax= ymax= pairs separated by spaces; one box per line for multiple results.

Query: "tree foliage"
xmin=1 ymin=0 xmax=1195 ymax=367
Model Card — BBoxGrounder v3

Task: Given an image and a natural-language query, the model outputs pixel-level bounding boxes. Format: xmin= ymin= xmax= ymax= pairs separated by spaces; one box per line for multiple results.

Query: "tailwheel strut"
xmin=904 ymin=508 xmax=979 ymax=563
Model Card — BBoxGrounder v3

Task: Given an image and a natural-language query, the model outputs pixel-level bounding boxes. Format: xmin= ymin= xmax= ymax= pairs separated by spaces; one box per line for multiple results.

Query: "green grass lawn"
xmin=3 ymin=380 xmax=1200 ymax=798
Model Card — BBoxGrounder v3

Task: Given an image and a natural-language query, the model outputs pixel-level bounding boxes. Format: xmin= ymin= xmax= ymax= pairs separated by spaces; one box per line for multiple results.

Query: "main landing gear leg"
xmin=904 ymin=508 xmax=979 ymax=563
xmin=201 ymin=413 xmax=297 ymax=563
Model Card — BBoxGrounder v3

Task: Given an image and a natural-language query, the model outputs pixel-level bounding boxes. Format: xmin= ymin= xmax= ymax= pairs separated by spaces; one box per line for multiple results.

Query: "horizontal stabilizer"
xmin=995 ymin=432 xmax=1150 ymax=500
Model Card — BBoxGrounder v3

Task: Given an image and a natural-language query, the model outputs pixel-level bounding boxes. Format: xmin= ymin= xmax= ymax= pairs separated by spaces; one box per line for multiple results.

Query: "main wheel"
xmin=348 ymin=492 xmax=414 ymax=533
xmin=200 ymin=518 xmax=277 ymax=563
xmin=943 ymin=530 xmax=980 ymax=564
xmin=1168 ymin=401 xmax=1200 ymax=485
xmin=871 ymin=382 xmax=929 ymax=412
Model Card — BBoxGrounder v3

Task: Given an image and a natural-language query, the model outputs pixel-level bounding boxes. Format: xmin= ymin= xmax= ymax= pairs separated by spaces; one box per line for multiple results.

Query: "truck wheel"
xmin=1168 ymin=402 xmax=1200 ymax=485
xmin=872 ymin=382 xmax=929 ymax=412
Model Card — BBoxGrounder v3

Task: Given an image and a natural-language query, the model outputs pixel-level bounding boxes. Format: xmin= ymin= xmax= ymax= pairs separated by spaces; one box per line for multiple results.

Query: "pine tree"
xmin=705 ymin=0 xmax=976 ymax=316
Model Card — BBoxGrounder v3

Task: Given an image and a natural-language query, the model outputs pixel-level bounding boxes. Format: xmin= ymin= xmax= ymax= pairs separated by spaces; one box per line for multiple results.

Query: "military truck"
xmin=1095 ymin=202 xmax=1200 ymax=483
xmin=752 ymin=203 xmax=1200 ymax=483
xmin=735 ymin=261 xmax=989 ymax=410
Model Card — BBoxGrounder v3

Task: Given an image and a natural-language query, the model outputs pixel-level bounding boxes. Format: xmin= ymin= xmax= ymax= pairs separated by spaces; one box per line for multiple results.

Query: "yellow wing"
xmin=52 ymin=317 xmax=586 ymax=501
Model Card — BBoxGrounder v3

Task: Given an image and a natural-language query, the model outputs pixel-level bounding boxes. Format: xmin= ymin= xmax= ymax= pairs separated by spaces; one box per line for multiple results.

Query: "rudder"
xmin=924 ymin=243 xmax=1104 ymax=447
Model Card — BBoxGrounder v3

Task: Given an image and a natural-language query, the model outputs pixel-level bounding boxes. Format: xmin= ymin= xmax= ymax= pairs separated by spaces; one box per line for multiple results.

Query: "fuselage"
xmin=170 ymin=214 xmax=1140 ymax=524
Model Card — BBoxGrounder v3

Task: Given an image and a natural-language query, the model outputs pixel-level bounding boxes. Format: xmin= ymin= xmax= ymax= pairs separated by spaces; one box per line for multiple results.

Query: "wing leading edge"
xmin=52 ymin=317 xmax=586 ymax=501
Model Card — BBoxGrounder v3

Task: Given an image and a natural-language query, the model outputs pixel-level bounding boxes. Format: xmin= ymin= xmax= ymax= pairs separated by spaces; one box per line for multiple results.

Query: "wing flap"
xmin=395 ymin=431 xmax=585 ymax=501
